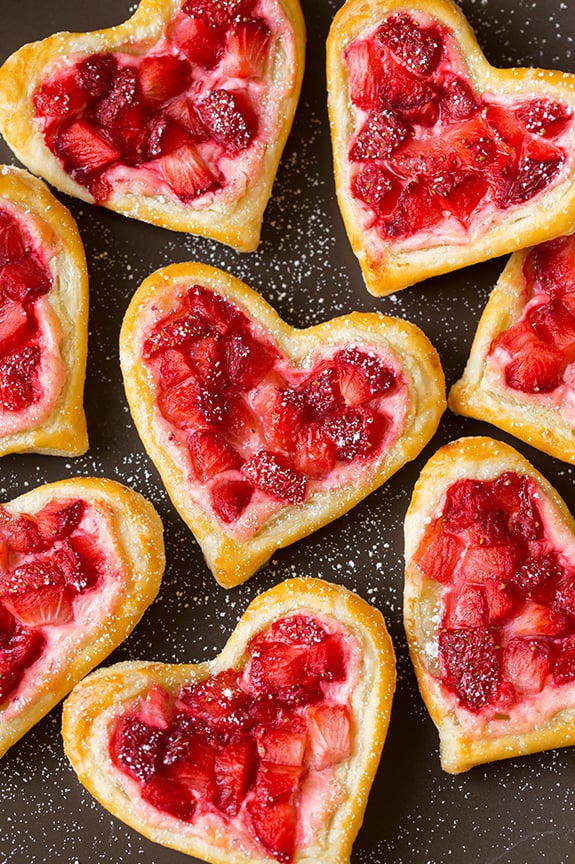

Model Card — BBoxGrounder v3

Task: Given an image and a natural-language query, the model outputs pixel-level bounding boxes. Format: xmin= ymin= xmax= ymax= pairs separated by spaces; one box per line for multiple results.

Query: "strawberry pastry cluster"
xmin=414 ymin=470 xmax=575 ymax=721
xmin=487 ymin=235 xmax=575 ymax=408
xmin=110 ymin=613 xmax=357 ymax=864
xmin=140 ymin=284 xmax=406 ymax=533
xmin=344 ymin=11 xmax=573 ymax=244
xmin=0 ymin=499 xmax=118 ymax=708
xmin=32 ymin=0 xmax=292 ymax=204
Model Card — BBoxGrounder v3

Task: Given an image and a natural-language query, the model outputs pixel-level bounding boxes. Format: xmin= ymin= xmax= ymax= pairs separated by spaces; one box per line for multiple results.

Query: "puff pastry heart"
xmin=0 ymin=165 xmax=88 ymax=456
xmin=405 ymin=436 xmax=575 ymax=773
xmin=119 ymin=261 xmax=445 ymax=588
xmin=0 ymin=0 xmax=305 ymax=252
xmin=327 ymin=0 xmax=575 ymax=295
xmin=62 ymin=577 xmax=396 ymax=864
xmin=0 ymin=476 xmax=164 ymax=759
xmin=450 ymin=233 xmax=575 ymax=464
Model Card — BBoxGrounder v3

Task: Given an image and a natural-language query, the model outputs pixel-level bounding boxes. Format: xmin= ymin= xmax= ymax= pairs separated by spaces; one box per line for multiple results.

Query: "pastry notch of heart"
xmin=119 ymin=261 xmax=445 ymax=588
xmin=0 ymin=165 xmax=88 ymax=456
xmin=449 ymin=233 xmax=575 ymax=465
xmin=327 ymin=0 xmax=575 ymax=296
xmin=62 ymin=577 xmax=396 ymax=864
xmin=0 ymin=0 xmax=306 ymax=252
xmin=404 ymin=436 xmax=575 ymax=774
xmin=0 ymin=476 xmax=164 ymax=759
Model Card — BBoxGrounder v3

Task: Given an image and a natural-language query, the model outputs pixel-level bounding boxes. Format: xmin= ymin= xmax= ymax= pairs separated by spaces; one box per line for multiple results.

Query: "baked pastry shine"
xmin=327 ymin=0 xmax=575 ymax=295
xmin=0 ymin=0 xmax=305 ymax=251
xmin=404 ymin=436 xmax=575 ymax=773
xmin=0 ymin=476 xmax=165 ymax=759
xmin=0 ymin=165 xmax=88 ymax=455
xmin=62 ymin=577 xmax=396 ymax=864
xmin=120 ymin=261 xmax=445 ymax=588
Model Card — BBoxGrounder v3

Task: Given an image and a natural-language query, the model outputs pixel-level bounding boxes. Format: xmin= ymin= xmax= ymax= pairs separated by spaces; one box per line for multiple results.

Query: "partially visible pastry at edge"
xmin=0 ymin=165 xmax=88 ymax=456
xmin=449 ymin=233 xmax=575 ymax=464
xmin=327 ymin=0 xmax=575 ymax=296
xmin=120 ymin=261 xmax=446 ymax=588
xmin=0 ymin=0 xmax=305 ymax=252
xmin=405 ymin=436 xmax=575 ymax=773
xmin=0 ymin=476 xmax=165 ymax=759
xmin=62 ymin=577 xmax=396 ymax=864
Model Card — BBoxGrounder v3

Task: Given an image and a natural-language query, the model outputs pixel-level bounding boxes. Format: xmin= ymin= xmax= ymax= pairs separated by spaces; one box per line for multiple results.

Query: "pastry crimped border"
xmin=0 ymin=165 xmax=89 ymax=456
xmin=119 ymin=260 xmax=446 ymax=588
xmin=62 ymin=576 xmax=396 ymax=864
xmin=0 ymin=0 xmax=306 ymax=252
xmin=404 ymin=435 xmax=575 ymax=773
xmin=0 ymin=476 xmax=165 ymax=759
xmin=449 ymin=244 xmax=575 ymax=464
xmin=327 ymin=0 xmax=575 ymax=296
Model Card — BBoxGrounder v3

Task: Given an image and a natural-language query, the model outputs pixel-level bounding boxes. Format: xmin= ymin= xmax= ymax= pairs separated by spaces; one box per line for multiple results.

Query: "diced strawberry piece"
xmin=255 ymin=727 xmax=307 ymax=766
xmin=248 ymin=641 xmax=322 ymax=705
xmin=146 ymin=113 xmax=195 ymax=159
xmin=253 ymin=385 xmax=305 ymax=452
xmin=221 ymin=18 xmax=271 ymax=78
xmin=0 ymin=254 xmax=52 ymax=303
xmin=198 ymin=89 xmax=256 ymax=153
xmin=186 ymin=283 xmax=242 ymax=331
xmin=158 ymin=375 xmax=204 ymax=427
xmin=138 ymin=55 xmax=191 ymax=105
xmin=175 ymin=15 xmax=225 ymax=69
xmin=322 ymin=405 xmax=387 ymax=461
xmin=0 ymin=345 xmax=41 ymax=412
xmin=439 ymin=73 xmax=479 ymax=121
xmin=380 ymin=54 xmax=440 ymax=125
xmin=253 ymin=762 xmax=304 ymax=803
xmin=182 ymin=0 xmax=239 ymax=29
xmin=93 ymin=65 xmax=139 ymax=125
xmin=516 ymin=98 xmax=572 ymax=139
xmin=503 ymin=150 xmax=564 ymax=206
xmin=0 ymin=210 xmax=27 ymax=266
xmin=223 ymin=328 xmax=276 ymax=389
xmin=511 ymin=553 xmax=562 ymax=599
xmin=0 ymin=298 xmax=30 ymax=355
xmin=75 ymin=54 xmax=118 ymax=99
xmin=214 ymin=736 xmax=257 ymax=816
xmin=211 ymin=479 xmax=253 ymax=523
xmin=306 ymin=704 xmax=351 ymax=769
xmin=155 ymin=348 xmax=194 ymax=388
xmin=458 ymin=543 xmax=522 ymax=585
xmin=443 ymin=172 xmax=489 ymax=225
xmin=0 ymin=559 xmax=74 ymax=626
xmin=188 ymin=429 xmax=242 ymax=483
xmin=292 ymin=423 xmax=336 ymax=478
xmin=140 ymin=684 xmax=172 ymax=730
xmin=271 ymin=615 xmax=327 ymax=645
xmin=298 ymin=366 xmax=343 ymax=421
xmin=111 ymin=717 xmax=165 ymax=783
xmin=337 ymin=347 xmax=397 ymax=404
xmin=142 ymin=775 xmax=196 ymax=821
xmin=3 ymin=512 xmax=43 ymax=553
xmin=384 ymin=179 xmax=444 ymax=238
xmin=523 ymin=235 xmax=575 ymax=298
xmin=503 ymin=637 xmax=553 ymax=693
xmin=442 ymin=478 xmax=507 ymax=543
xmin=352 ymin=163 xmax=402 ymax=218
xmin=54 ymin=119 xmax=120 ymax=181
xmin=143 ymin=312 xmax=211 ymax=358
xmin=376 ymin=12 xmax=443 ymax=75
xmin=505 ymin=341 xmax=564 ymax=393
xmin=242 ymin=451 xmax=306 ymax=504
xmin=445 ymin=583 xmax=487 ymax=629
xmin=163 ymin=729 xmax=217 ymax=796
xmin=51 ymin=536 xmax=100 ymax=593
xmin=350 ymin=108 xmax=411 ymax=162
xmin=552 ymin=635 xmax=575 ymax=684
xmin=438 ymin=626 xmax=501 ymax=712
xmin=344 ymin=39 xmax=387 ymax=110
xmin=33 ymin=74 xmax=85 ymax=118
xmin=413 ymin=524 xmax=464 ymax=584
xmin=509 ymin=479 xmax=545 ymax=543
xmin=177 ymin=670 xmax=251 ymax=738
xmin=305 ymin=634 xmax=346 ymax=683
xmin=527 ymin=299 xmax=575 ymax=355
xmin=247 ymin=797 xmax=297 ymax=864
xmin=493 ymin=319 xmax=538 ymax=357
xmin=554 ymin=576 xmax=575 ymax=618
xmin=511 ymin=601 xmax=567 ymax=638
xmin=157 ymin=145 xmax=218 ymax=201
xmin=0 ymin=607 xmax=44 ymax=703
xmin=485 ymin=576 xmax=520 ymax=623
xmin=34 ymin=499 xmax=85 ymax=545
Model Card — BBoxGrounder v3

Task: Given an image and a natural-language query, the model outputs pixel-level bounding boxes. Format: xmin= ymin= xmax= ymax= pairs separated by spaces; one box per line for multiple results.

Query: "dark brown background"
xmin=1 ymin=1 xmax=575 ymax=861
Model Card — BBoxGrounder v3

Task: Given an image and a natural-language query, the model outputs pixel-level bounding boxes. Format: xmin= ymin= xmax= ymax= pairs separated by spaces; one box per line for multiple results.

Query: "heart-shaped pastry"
xmin=62 ymin=577 xmax=395 ymax=864
xmin=404 ymin=436 xmax=575 ymax=773
xmin=119 ymin=261 xmax=445 ymax=587
xmin=0 ymin=165 xmax=88 ymax=456
xmin=0 ymin=0 xmax=305 ymax=252
xmin=450 ymin=233 xmax=575 ymax=464
xmin=327 ymin=0 xmax=575 ymax=296
xmin=0 ymin=476 xmax=164 ymax=759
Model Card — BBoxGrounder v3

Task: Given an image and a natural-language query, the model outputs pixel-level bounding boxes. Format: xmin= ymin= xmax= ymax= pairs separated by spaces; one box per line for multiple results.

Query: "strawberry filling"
xmin=486 ymin=235 xmax=575 ymax=411
xmin=139 ymin=284 xmax=407 ymax=536
xmin=344 ymin=11 xmax=573 ymax=246
xmin=0 ymin=205 xmax=65 ymax=433
xmin=0 ymin=498 xmax=122 ymax=710
xmin=32 ymin=0 xmax=293 ymax=205
xmin=109 ymin=613 xmax=356 ymax=863
xmin=414 ymin=471 xmax=575 ymax=719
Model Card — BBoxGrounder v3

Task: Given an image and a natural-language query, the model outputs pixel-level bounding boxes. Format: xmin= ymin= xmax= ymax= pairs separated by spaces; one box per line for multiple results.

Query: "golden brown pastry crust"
xmin=449 ymin=247 xmax=575 ymax=464
xmin=0 ymin=476 xmax=165 ymax=759
xmin=404 ymin=435 xmax=575 ymax=774
xmin=62 ymin=576 xmax=396 ymax=864
xmin=119 ymin=261 xmax=446 ymax=588
xmin=0 ymin=165 xmax=88 ymax=456
xmin=327 ymin=0 xmax=575 ymax=296
xmin=0 ymin=0 xmax=306 ymax=252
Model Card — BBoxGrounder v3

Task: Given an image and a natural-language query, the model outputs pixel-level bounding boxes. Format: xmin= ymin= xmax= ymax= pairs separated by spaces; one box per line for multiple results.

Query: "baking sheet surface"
xmin=1 ymin=1 xmax=575 ymax=861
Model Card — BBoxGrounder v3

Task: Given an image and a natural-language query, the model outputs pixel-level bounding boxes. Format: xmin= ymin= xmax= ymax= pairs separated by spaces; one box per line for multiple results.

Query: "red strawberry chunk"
xmin=384 ymin=179 xmax=444 ymax=238
xmin=138 ymin=56 xmax=191 ymax=105
xmin=146 ymin=113 xmax=196 ymax=160
xmin=438 ymin=626 xmax=501 ymax=712
xmin=33 ymin=74 xmax=85 ymax=118
xmin=304 ymin=634 xmax=346 ymax=682
xmin=527 ymin=299 xmax=575 ymax=355
xmin=156 ymin=348 xmax=194 ymax=388
xmin=516 ymin=98 xmax=572 ymax=139
xmin=164 ymin=730 xmax=217 ymax=796
xmin=322 ymin=405 xmax=387 ymax=461
xmin=271 ymin=614 xmax=327 ymax=645
xmin=511 ymin=601 xmax=567 ymax=638
xmin=0 ymin=608 xmax=45 ymax=704
xmin=376 ymin=12 xmax=443 ymax=75
xmin=414 ymin=525 xmax=464 ymax=585
xmin=0 ymin=559 xmax=74 ymax=626
xmin=0 ymin=210 xmax=27 ymax=266
xmin=523 ymin=235 xmax=575 ymax=298
xmin=143 ymin=312 xmax=211 ymax=358
xmin=344 ymin=39 xmax=387 ymax=110
xmin=242 ymin=451 xmax=306 ymax=504
xmin=439 ymin=73 xmax=479 ymax=121
xmin=111 ymin=716 xmax=165 ymax=783
xmin=249 ymin=641 xmax=322 ymax=705
xmin=255 ymin=727 xmax=308 ymax=766
xmin=553 ymin=635 xmax=575 ymax=684
xmin=188 ymin=429 xmax=242 ymax=483
xmin=55 ymin=119 xmax=121 ymax=176
xmin=352 ymin=163 xmax=401 ymax=217
xmin=35 ymin=499 xmax=85 ymax=545
xmin=211 ymin=480 xmax=253 ymax=523
xmin=51 ymin=537 xmax=100 ymax=593
xmin=504 ymin=342 xmax=564 ymax=393
xmin=0 ymin=299 xmax=30 ymax=356
xmin=223 ymin=328 xmax=276 ymax=389
xmin=253 ymin=762 xmax=304 ymax=804
xmin=511 ymin=553 xmax=562 ymax=599
xmin=157 ymin=145 xmax=218 ymax=202
xmin=485 ymin=576 xmax=520 ymax=624
xmin=350 ymin=108 xmax=411 ymax=162
xmin=292 ymin=424 xmax=336 ymax=478
xmin=75 ymin=54 xmax=118 ymax=99
xmin=214 ymin=736 xmax=257 ymax=816
xmin=445 ymin=583 xmax=487 ymax=629
xmin=503 ymin=637 xmax=553 ymax=694
xmin=253 ymin=385 xmax=305 ymax=452
xmin=0 ymin=254 xmax=52 ymax=303
xmin=306 ymin=704 xmax=351 ymax=769
xmin=337 ymin=347 xmax=397 ymax=404
xmin=458 ymin=543 xmax=522 ymax=586
xmin=297 ymin=366 xmax=343 ymax=421
xmin=198 ymin=89 xmax=256 ymax=154
xmin=553 ymin=577 xmax=575 ymax=618
xmin=377 ymin=54 xmax=440 ymax=125
xmin=221 ymin=18 xmax=271 ymax=78
xmin=0 ymin=345 xmax=41 ymax=412
xmin=176 ymin=15 xmax=225 ymax=69
xmin=177 ymin=670 xmax=251 ymax=740
xmin=247 ymin=797 xmax=297 ymax=864
xmin=504 ymin=151 xmax=564 ymax=207
xmin=142 ymin=775 xmax=196 ymax=821
xmin=140 ymin=683 xmax=172 ymax=730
